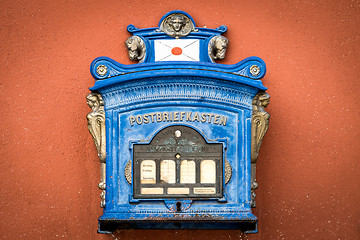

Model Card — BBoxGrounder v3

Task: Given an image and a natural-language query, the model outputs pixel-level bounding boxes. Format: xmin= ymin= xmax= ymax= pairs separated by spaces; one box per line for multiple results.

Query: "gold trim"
xmin=86 ymin=92 xmax=106 ymax=208
xmin=125 ymin=160 xmax=132 ymax=184
xmin=224 ymin=160 xmax=232 ymax=184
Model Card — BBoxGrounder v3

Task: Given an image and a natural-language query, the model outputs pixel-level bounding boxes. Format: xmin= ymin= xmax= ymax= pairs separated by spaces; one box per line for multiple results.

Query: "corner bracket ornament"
xmin=86 ymin=93 xmax=106 ymax=208
xmin=251 ymin=91 xmax=270 ymax=207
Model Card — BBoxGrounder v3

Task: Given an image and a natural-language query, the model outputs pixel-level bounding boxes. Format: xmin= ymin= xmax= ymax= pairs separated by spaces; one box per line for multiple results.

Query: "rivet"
xmin=250 ymin=65 xmax=260 ymax=76
xmin=96 ymin=65 xmax=108 ymax=76
xmin=175 ymin=130 xmax=182 ymax=138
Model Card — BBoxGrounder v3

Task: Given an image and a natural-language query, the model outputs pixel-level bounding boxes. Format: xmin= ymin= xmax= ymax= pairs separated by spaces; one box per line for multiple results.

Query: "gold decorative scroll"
xmin=251 ymin=91 xmax=270 ymax=207
xmin=86 ymin=92 xmax=106 ymax=208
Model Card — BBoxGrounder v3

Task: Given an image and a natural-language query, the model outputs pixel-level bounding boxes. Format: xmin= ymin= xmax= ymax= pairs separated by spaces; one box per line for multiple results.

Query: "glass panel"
xmin=140 ymin=160 xmax=156 ymax=184
xmin=167 ymin=188 xmax=190 ymax=194
xmin=200 ymin=160 xmax=216 ymax=183
xmin=180 ymin=160 xmax=196 ymax=183
xmin=160 ymin=160 xmax=176 ymax=183
xmin=193 ymin=187 xmax=216 ymax=194
xmin=141 ymin=188 xmax=163 ymax=194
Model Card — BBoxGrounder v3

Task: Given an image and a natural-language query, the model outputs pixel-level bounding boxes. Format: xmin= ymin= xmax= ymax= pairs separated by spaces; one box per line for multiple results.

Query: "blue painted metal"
xmin=89 ymin=10 xmax=267 ymax=234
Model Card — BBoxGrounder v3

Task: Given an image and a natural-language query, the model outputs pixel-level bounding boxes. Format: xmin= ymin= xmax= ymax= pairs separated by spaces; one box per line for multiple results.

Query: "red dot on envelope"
xmin=171 ymin=47 xmax=182 ymax=55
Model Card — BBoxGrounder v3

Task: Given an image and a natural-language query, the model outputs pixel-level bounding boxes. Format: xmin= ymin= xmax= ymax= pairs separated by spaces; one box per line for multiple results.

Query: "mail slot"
xmin=86 ymin=10 xmax=270 ymax=234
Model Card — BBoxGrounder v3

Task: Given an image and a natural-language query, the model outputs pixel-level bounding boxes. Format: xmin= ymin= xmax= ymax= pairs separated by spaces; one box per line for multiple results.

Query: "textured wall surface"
xmin=1 ymin=0 xmax=359 ymax=239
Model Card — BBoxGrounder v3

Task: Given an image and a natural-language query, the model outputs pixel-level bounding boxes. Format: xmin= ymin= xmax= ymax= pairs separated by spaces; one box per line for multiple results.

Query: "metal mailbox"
xmin=86 ymin=10 xmax=270 ymax=234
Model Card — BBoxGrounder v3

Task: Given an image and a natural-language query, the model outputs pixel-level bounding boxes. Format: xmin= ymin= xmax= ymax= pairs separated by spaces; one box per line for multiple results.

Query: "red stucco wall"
xmin=1 ymin=1 xmax=359 ymax=239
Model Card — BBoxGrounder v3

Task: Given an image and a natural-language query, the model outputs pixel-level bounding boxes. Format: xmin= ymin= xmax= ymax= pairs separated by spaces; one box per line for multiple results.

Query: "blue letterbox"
xmin=86 ymin=10 xmax=270 ymax=234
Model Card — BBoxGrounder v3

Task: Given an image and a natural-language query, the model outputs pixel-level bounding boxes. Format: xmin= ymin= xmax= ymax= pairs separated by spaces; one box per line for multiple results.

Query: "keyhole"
xmin=176 ymin=202 xmax=182 ymax=212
